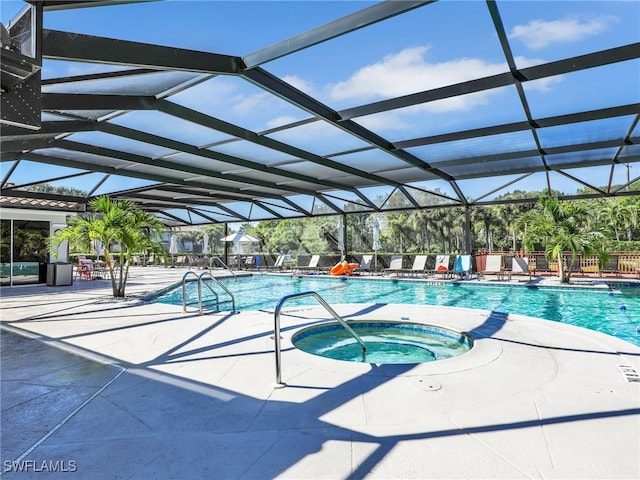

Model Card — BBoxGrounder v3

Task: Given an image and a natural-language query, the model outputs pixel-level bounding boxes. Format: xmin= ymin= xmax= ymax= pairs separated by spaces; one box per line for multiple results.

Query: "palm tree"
xmin=597 ymin=200 xmax=628 ymax=241
xmin=619 ymin=198 xmax=640 ymax=242
xmin=408 ymin=209 xmax=438 ymax=252
xmin=50 ymin=197 xmax=166 ymax=297
xmin=472 ymin=206 xmax=501 ymax=252
xmin=492 ymin=193 xmax=536 ymax=252
xmin=517 ymin=197 xmax=609 ymax=283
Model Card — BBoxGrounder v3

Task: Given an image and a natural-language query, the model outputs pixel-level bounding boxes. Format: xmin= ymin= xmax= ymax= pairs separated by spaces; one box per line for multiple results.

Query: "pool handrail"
xmin=181 ymin=271 xmax=236 ymax=314
xmin=209 ymin=256 xmax=236 ymax=280
xmin=182 ymin=271 xmax=201 ymax=313
xmin=273 ymin=290 xmax=367 ymax=388
xmin=199 ymin=271 xmax=236 ymax=314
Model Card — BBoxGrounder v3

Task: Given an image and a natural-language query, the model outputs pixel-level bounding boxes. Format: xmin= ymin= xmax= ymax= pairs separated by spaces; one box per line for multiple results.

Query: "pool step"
xmin=617 ymin=364 xmax=640 ymax=383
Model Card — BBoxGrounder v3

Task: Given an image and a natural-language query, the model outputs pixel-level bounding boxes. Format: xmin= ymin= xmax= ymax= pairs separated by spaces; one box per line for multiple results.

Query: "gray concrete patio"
xmin=1 ymin=267 xmax=639 ymax=479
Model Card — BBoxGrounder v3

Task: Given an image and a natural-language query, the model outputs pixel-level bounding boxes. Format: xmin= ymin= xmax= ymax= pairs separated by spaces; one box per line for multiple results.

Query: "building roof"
xmin=1 ymin=1 xmax=639 ymax=226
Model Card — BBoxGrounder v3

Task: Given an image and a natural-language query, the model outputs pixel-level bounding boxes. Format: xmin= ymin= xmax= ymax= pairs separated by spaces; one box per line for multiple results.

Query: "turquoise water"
xmin=156 ymin=275 xmax=640 ymax=346
xmin=292 ymin=322 xmax=472 ymax=364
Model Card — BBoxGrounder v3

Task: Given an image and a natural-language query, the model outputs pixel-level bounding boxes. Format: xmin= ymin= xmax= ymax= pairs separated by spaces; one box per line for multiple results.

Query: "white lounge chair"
xmin=509 ymin=257 xmax=532 ymax=281
xmin=399 ymin=255 xmax=428 ymax=277
xmin=303 ymin=255 xmax=324 ymax=274
xmin=427 ymin=255 xmax=450 ymax=278
xmin=267 ymin=254 xmax=286 ymax=270
xmin=479 ymin=255 xmax=506 ymax=280
xmin=384 ymin=255 xmax=404 ymax=275
xmin=358 ymin=254 xmax=374 ymax=275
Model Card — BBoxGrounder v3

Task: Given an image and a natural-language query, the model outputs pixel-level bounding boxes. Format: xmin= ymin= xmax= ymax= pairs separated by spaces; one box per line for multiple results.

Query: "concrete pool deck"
xmin=1 ymin=267 xmax=639 ymax=479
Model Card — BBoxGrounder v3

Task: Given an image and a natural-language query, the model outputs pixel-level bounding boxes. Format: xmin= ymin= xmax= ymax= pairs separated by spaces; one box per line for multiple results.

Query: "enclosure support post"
xmin=464 ymin=206 xmax=472 ymax=255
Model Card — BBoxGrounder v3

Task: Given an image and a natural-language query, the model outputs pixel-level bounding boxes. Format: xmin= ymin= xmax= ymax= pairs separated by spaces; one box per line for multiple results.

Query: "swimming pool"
xmin=156 ymin=275 xmax=640 ymax=346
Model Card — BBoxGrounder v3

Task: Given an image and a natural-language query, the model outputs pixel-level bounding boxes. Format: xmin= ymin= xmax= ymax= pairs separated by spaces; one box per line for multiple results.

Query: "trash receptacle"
xmin=47 ymin=263 xmax=73 ymax=286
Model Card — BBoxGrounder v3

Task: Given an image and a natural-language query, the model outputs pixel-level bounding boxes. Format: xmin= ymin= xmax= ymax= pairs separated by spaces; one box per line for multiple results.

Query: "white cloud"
xmin=513 ymin=56 xmax=564 ymax=92
xmin=173 ymin=78 xmax=275 ymax=119
xmin=172 ymin=77 xmax=238 ymax=109
xmin=265 ymin=115 xmax=301 ymax=130
xmin=327 ymin=46 xmax=507 ymax=105
xmin=41 ymin=61 xmax=125 ymax=82
xmin=231 ymin=91 xmax=272 ymax=115
xmin=509 ymin=15 xmax=618 ymax=50
xmin=282 ymin=74 xmax=316 ymax=96
xmin=355 ymin=110 xmax=412 ymax=132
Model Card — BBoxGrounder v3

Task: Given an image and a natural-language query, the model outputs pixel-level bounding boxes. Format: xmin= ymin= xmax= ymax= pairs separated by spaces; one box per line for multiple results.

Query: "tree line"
xmin=49 ymin=188 xmax=639 ymax=296
xmin=230 ymin=189 xmax=640 ymax=257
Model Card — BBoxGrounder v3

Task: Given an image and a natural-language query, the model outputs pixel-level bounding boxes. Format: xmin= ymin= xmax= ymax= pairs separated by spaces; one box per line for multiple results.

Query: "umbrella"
xmin=169 ymin=234 xmax=178 ymax=254
xmin=220 ymin=232 xmax=258 ymax=255
xmin=220 ymin=232 xmax=259 ymax=243
xmin=337 ymin=216 xmax=345 ymax=259
xmin=92 ymin=239 xmax=104 ymax=258
xmin=202 ymin=232 xmax=210 ymax=255
xmin=372 ymin=217 xmax=381 ymax=251
xmin=372 ymin=217 xmax=381 ymax=269
xmin=168 ymin=233 xmax=178 ymax=267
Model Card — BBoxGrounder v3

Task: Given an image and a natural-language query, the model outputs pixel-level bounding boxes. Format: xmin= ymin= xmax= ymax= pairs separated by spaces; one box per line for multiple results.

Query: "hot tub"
xmin=292 ymin=321 xmax=473 ymax=364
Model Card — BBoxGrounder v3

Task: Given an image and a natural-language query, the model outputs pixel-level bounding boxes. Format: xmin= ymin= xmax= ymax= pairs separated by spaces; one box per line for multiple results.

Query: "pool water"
xmin=156 ymin=275 xmax=640 ymax=346
xmin=292 ymin=322 xmax=472 ymax=364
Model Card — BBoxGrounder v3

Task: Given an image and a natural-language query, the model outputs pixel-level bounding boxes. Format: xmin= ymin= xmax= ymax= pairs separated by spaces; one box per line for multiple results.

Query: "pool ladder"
xmin=273 ymin=291 xmax=367 ymax=388
xmin=181 ymin=271 xmax=236 ymax=314
xmin=209 ymin=256 xmax=236 ymax=280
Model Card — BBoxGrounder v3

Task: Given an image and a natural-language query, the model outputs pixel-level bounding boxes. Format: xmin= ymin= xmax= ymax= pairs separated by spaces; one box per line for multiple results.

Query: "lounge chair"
xmin=266 ymin=254 xmax=286 ymax=271
xmin=301 ymin=254 xmax=325 ymax=274
xmin=426 ymin=254 xmax=450 ymax=278
xmin=452 ymin=255 xmax=472 ymax=279
xmin=531 ymin=255 xmax=550 ymax=275
xmin=358 ymin=254 xmax=375 ymax=275
xmin=242 ymin=255 xmax=255 ymax=269
xmin=479 ymin=254 xmax=506 ymax=280
xmin=399 ymin=255 xmax=428 ymax=277
xmin=600 ymin=255 xmax=619 ymax=276
xmin=508 ymin=257 xmax=532 ymax=281
xmin=294 ymin=255 xmax=327 ymax=274
xmin=573 ymin=255 xmax=585 ymax=276
xmin=384 ymin=255 xmax=404 ymax=275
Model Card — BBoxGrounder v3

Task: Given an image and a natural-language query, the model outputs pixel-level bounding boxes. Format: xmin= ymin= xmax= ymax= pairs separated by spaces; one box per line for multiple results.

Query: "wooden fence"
xmin=494 ymin=252 xmax=640 ymax=277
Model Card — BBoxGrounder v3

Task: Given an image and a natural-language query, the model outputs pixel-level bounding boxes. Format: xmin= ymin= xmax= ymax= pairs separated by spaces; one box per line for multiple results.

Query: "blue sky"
xmin=2 ymin=1 xmax=639 ymax=207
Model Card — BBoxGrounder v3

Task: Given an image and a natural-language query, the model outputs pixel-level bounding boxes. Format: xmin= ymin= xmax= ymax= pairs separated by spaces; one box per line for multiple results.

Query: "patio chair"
xmin=426 ymin=255 xmax=450 ymax=278
xmin=479 ymin=254 xmax=506 ymax=280
xmin=399 ymin=255 xmax=428 ymax=277
xmin=242 ymin=255 xmax=255 ymax=270
xmin=531 ymin=255 xmax=550 ymax=275
xmin=358 ymin=254 xmax=375 ymax=275
xmin=264 ymin=254 xmax=285 ymax=270
xmin=452 ymin=255 xmax=472 ymax=279
xmin=267 ymin=254 xmax=286 ymax=271
xmin=301 ymin=254 xmax=325 ymax=274
xmin=599 ymin=255 xmax=619 ymax=276
xmin=564 ymin=255 xmax=583 ymax=276
xmin=384 ymin=255 xmax=404 ymax=275
xmin=508 ymin=257 xmax=532 ymax=281
xmin=75 ymin=259 xmax=93 ymax=280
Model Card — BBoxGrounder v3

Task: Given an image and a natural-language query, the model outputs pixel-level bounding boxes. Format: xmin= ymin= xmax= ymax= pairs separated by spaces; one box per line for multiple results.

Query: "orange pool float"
xmin=330 ymin=261 xmax=360 ymax=276
xmin=330 ymin=261 xmax=348 ymax=276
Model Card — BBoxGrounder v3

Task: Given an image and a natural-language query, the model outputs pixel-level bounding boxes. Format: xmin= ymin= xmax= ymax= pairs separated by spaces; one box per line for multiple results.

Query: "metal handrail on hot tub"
xmin=273 ymin=291 xmax=367 ymax=388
